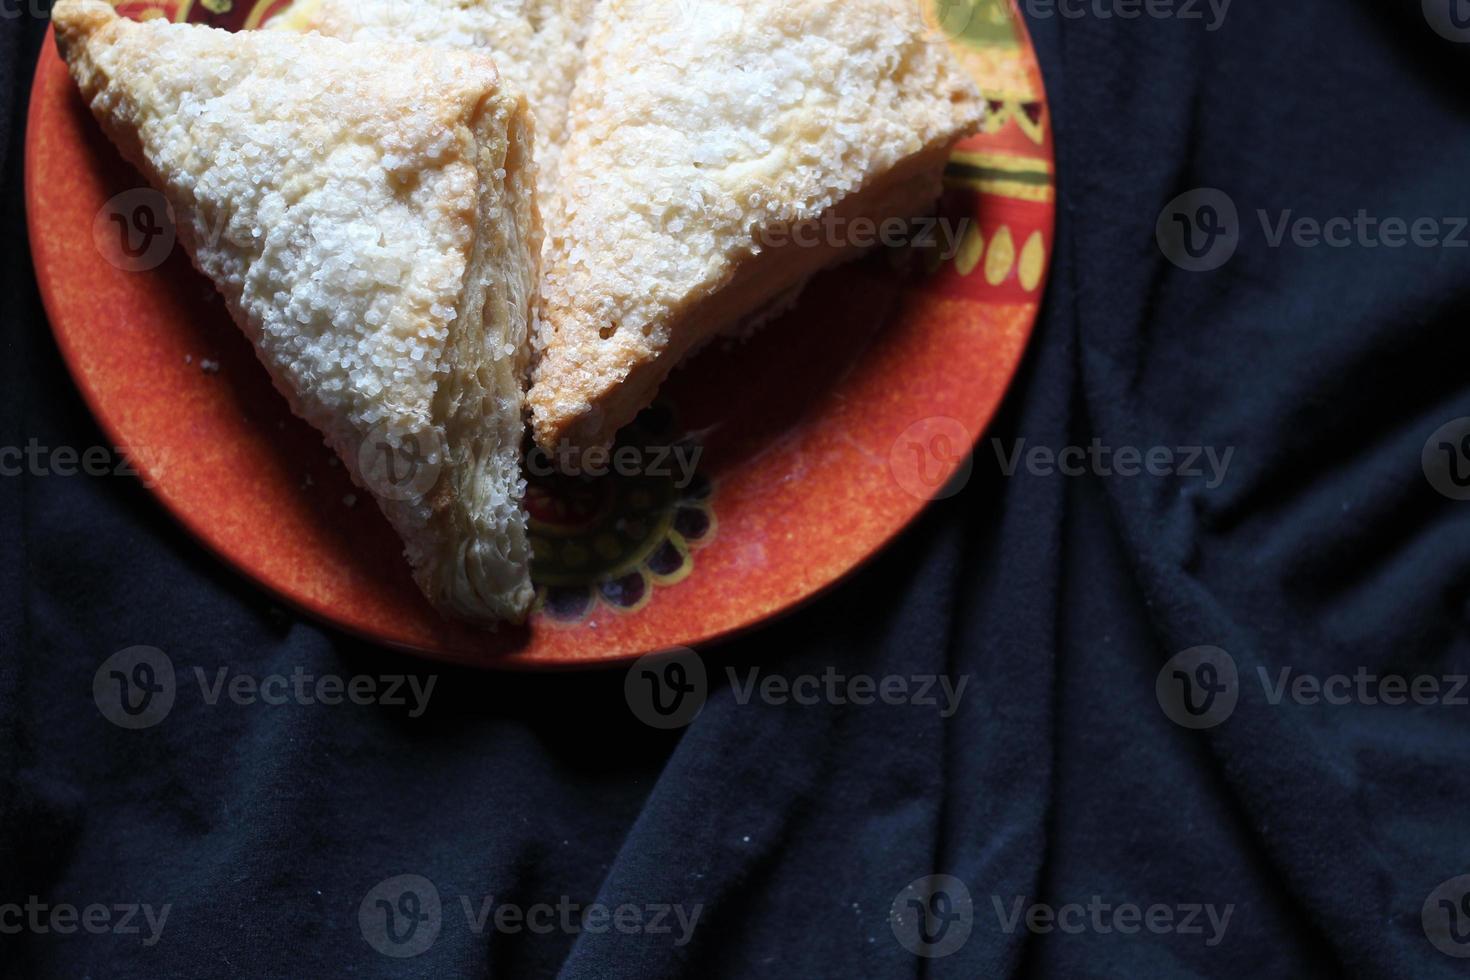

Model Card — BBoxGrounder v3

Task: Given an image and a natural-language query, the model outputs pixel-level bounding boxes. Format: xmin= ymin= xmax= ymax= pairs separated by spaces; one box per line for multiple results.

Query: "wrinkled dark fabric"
xmin=4 ymin=1 xmax=1470 ymax=977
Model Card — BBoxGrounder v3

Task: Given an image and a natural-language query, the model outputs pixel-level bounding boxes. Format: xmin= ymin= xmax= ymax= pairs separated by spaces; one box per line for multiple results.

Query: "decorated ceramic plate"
xmin=25 ymin=0 xmax=1055 ymax=668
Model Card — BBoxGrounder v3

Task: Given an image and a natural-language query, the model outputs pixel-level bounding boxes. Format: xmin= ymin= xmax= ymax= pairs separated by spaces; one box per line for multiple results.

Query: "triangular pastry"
xmin=53 ymin=0 xmax=540 ymax=623
xmin=267 ymin=0 xmax=599 ymax=198
xmin=530 ymin=0 xmax=987 ymax=452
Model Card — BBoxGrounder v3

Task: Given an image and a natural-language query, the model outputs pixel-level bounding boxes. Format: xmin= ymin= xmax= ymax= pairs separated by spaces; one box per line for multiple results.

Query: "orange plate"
xmin=25 ymin=0 xmax=1055 ymax=669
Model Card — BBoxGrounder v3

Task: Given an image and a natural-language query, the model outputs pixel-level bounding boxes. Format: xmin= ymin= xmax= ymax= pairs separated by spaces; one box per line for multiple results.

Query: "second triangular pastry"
xmin=531 ymin=0 xmax=987 ymax=452
xmin=54 ymin=0 xmax=541 ymax=623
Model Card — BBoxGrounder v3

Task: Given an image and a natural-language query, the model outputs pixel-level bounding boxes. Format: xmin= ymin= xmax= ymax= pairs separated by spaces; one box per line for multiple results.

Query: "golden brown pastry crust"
xmin=529 ymin=0 xmax=985 ymax=453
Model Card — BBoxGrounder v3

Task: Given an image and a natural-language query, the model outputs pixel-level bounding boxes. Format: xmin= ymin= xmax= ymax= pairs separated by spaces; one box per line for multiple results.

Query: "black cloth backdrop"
xmin=3 ymin=1 xmax=1469 ymax=977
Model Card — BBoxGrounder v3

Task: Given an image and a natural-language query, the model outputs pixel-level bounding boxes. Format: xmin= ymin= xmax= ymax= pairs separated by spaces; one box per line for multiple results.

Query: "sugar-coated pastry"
xmin=530 ymin=0 xmax=986 ymax=453
xmin=53 ymin=0 xmax=540 ymax=623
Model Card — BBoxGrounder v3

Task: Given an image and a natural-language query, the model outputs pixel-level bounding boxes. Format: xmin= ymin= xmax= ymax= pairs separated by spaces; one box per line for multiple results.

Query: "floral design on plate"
xmin=527 ymin=404 xmax=716 ymax=625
